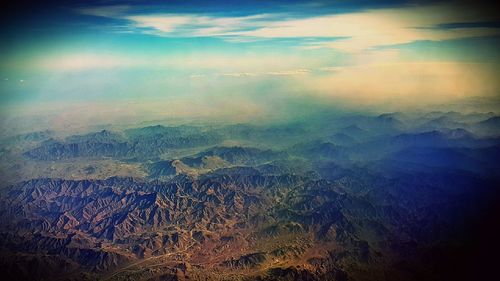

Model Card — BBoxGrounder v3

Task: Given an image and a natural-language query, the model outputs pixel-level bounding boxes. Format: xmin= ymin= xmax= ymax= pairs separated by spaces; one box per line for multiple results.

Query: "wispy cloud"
xmin=77 ymin=3 xmax=500 ymax=52
xmin=191 ymin=69 xmax=311 ymax=79
xmin=221 ymin=72 xmax=260 ymax=78
xmin=126 ymin=13 xmax=273 ymax=37
xmin=79 ymin=6 xmax=273 ymax=37
xmin=218 ymin=68 xmax=310 ymax=78
xmin=126 ymin=15 xmax=191 ymax=33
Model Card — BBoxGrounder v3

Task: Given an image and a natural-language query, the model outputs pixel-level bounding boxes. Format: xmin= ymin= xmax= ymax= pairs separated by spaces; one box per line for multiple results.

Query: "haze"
xmin=1 ymin=0 xmax=500 ymax=135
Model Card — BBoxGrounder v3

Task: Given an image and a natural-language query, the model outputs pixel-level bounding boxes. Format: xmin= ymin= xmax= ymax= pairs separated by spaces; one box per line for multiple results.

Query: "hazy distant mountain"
xmin=472 ymin=116 xmax=500 ymax=136
xmin=24 ymin=127 xmax=223 ymax=161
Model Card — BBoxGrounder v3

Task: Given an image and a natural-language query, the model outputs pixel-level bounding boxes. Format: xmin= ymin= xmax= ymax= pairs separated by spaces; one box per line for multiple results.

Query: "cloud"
xmin=303 ymin=62 xmax=500 ymax=107
xmin=79 ymin=6 xmax=271 ymax=37
xmin=29 ymin=51 xmax=499 ymax=108
xmin=221 ymin=72 xmax=259 ymax=77
xmin=266 ymin=69 xmax=310 ymax=76
xmin=218 ymin=69 xmax=310 ymax=78
xmin=13 ymin=3 xmax=498 ymax=114
xmin=77 ymin=3 xmax=500 ymax=52
xmin=32 ymin=52 xmax=324 ymax=73
xmin=124 ymin=13 xmax=274 ymax=38
xmin=236 ymin=4 xmax=500 ymax=51
xmin=126 ymin=15 xmax=192 ymax=33
xmin=34 ymin=54 xmax=146 ymax=71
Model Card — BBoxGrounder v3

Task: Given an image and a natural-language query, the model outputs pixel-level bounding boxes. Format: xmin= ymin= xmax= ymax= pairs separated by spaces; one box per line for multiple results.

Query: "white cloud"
xmin=266 ymin=69 xmax=310 ymax=76
xmin=218 ymin=69 xmax=310 ymax=77
xmin=77 ymin=3 xmax=500 ymax=52
xmin=221 ymin=72 xmax=259 ymax=77
xmin=236 ymin=4 xmax=500 ymax=51
xmin=126 ymin=15 xmax=191 ymax=33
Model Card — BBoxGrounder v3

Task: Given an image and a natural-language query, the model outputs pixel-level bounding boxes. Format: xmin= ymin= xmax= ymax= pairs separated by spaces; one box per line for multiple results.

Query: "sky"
xmin=1 ymin=0 xmax=500 ymax=130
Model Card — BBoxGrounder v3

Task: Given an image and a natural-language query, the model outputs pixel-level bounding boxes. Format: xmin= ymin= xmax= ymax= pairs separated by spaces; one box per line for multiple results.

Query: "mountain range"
xmin=1 ymin=111 xmax=499 ymax=281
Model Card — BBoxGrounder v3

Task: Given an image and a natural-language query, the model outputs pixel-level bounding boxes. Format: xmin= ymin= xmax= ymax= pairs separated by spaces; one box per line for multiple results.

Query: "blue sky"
xmin=1 ymin=0 xmax=499 ymax=125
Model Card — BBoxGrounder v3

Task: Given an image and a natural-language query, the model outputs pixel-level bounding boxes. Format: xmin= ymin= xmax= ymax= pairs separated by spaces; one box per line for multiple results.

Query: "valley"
xmin=1 ymin=111 xmax=499 ymax=280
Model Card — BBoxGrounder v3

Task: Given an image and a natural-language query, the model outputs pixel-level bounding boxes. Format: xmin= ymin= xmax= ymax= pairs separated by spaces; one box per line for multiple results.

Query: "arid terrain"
xmin=1 ymin=111 xmax=499 ymax=280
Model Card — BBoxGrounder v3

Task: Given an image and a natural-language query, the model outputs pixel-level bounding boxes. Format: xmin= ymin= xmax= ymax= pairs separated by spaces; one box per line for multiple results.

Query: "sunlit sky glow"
xmin=1 ymin=0 xmax=499 ymax=126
